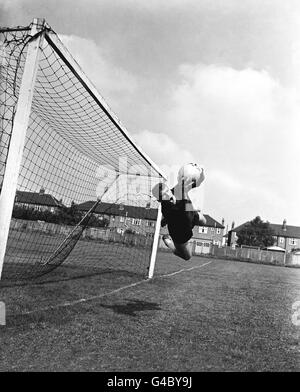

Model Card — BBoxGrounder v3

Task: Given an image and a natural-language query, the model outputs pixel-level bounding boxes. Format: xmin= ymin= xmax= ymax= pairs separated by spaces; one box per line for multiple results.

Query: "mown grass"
xmin=0 ymin=253 xmax=299 ymax=371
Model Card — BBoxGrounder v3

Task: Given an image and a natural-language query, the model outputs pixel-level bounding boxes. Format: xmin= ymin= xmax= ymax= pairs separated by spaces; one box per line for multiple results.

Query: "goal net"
xmin=0 ymin=20 xmax=164 ymax=281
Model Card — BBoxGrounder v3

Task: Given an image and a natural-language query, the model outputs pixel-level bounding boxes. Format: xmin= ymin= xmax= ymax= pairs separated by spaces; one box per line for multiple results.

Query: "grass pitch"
xmin=0 ymin=252 xmax=299 ymax=371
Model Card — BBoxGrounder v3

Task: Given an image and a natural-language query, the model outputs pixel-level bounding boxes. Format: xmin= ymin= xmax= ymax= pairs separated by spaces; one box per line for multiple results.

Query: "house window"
xmin=289 ymin=238 xmax=297 ymax=246
xmin=132 ymin=218 xmax=141 ymax=226
xmin=120 ymin=216 xmax=125 ymax=223
xmin=117 ymin=228 xmax=124 ymax=235
xmin=211 ymin=228 xmax=215 ymax=233
xmin=216 ymin=228 xmax=221 ymax=234
xmin=279 ymin=237 xmax=284 ymax=244
xmin=146 ymin=220 xmax=155 ymax=227
xmin=198 ymin=226 xmax=208 ymax=234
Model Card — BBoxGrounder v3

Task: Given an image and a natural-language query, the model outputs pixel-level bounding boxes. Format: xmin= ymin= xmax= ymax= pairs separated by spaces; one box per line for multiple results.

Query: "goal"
xmin=0 ymin=19 xmax=164 ymax=282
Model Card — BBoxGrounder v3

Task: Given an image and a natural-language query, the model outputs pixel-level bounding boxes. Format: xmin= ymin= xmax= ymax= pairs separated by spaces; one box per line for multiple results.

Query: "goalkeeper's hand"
xmin=152 ymin=182 xmax=176 ymax=204
xmin=198 ymin=167 xmax=205 ymax=187
xmin=198 ymin=211 xmax=206 ymax=225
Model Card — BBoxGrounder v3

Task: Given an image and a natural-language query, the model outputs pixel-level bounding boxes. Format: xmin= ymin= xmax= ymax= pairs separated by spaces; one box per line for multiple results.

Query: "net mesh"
xmin=0 ymin=23 xmax=162 ymax=281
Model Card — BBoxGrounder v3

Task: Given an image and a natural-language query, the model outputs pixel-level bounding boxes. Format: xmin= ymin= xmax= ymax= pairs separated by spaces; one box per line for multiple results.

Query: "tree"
xmin=12 ymin=202 xmax=83 ymax=226
xmin=236 ymin=216 xmax=275 ymax=248
xmin=12 ymin=203 xmax=109 ymax=228
xmin=56 ymin=202 xmax=83 ymax=225
xmin=87 ymin=214 xmax=109 ymax=228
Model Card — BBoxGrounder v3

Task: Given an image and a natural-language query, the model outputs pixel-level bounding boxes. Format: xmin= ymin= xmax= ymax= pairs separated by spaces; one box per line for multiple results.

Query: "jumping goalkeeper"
xmin=152 ymin=163 xmax=206 ymax=261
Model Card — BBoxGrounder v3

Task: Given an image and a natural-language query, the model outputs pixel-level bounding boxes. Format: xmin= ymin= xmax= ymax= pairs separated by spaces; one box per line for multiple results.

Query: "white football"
xmin=177 ymin=163 xmax=203 ymax=187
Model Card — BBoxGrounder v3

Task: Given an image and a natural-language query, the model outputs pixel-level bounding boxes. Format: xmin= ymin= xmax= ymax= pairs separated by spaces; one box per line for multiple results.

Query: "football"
xmin=177 ymin=162 xmax=203 ymax=188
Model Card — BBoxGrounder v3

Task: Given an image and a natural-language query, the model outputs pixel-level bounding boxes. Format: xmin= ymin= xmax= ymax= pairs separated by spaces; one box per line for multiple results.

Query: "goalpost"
xmin=0 ymin=19 xmax=165 ymax=283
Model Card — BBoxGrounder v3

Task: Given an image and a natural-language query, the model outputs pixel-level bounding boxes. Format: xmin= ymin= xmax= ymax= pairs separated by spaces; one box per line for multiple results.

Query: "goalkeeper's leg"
xmin=162 ymin=235 xmax=193 ymax=261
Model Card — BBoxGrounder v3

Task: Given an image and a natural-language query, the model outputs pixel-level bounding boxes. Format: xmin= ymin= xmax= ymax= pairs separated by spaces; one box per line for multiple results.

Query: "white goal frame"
xmin=0 ymin=19 xmax=45 ymax=279
xmin=0 ymin=18 xmax=165 ymax=285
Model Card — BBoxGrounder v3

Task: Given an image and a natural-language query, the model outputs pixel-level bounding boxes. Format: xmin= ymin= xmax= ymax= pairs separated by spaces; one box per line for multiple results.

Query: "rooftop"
xmin=77 ymin=200 xmax=225 ymax=228
xmin=15 ymin=190 xmax=62 ymax=208
xmin=77 ymin=200 xmax=158 ymax=221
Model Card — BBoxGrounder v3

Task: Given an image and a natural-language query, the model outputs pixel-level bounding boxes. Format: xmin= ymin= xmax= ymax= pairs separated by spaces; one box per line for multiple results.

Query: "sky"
xmin=1 ymin=0 xmax=300 ymax=228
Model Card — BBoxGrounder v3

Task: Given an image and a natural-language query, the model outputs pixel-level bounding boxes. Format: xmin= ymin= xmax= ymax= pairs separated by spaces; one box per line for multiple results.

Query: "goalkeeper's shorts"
xmin=161 ymin=199 xmax=198 ymax=244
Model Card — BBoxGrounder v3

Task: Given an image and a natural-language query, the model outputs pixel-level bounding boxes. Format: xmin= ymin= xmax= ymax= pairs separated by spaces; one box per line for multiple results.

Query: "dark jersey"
xmin=161 ymin=188 xmax=198 ymax=244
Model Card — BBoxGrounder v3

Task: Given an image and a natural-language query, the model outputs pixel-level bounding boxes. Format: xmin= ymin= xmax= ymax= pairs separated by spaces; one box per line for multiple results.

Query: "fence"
xmin=159 ymin=238 xmax=294 ymax=266
xmin=9 ymin=219 xmax=300 ymax=267
xmin=210 ymin=245 xmax=300 ymax=267
xmin=9 ymin=218 xmax=153 ymax=247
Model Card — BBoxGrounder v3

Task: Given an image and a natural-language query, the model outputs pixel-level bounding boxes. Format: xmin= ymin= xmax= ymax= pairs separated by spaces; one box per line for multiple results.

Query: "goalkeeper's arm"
xmin=152 ymin=182 xmax=176 ymax=204
xmin=187 ymin=167 xmax=206 ymax=224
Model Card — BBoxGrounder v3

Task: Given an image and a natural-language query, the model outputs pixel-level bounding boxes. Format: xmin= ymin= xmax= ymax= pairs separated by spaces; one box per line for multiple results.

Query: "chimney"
xmin=231 ymin=221 xmax=235 ymax=230
xmin=222 ymin=218 xmax=225 ymax=226
xmin=282 ymin=219 xmax=287 ymax=231
xmin=39 ymin=187 xmax=45 ymax=195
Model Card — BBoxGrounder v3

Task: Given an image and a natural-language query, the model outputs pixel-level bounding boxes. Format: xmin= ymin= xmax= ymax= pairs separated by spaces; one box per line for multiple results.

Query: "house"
xmin=227 ymin=219 xmax=300 ymax=252
xmin=14 ymin=188 xmax=63 ymax=213
xmin=77 ymin=200 xmax=225 ymax=254
xmin=77 ymin=201 xmax=158 ymax=237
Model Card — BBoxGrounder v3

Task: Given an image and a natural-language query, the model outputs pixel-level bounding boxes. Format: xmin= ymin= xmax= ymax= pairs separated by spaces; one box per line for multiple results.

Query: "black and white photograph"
xmin=0 ymin=0 xmax=299 ymax=375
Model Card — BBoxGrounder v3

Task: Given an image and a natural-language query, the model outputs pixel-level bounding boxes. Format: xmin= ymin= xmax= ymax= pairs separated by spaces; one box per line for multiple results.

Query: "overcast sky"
xmin=1 ymin=0 xmax=300 ymax=228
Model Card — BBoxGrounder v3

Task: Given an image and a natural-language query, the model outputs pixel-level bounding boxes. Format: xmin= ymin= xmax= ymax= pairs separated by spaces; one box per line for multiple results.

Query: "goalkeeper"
xmin=152 ymin=163 xmax=206 ymax=261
